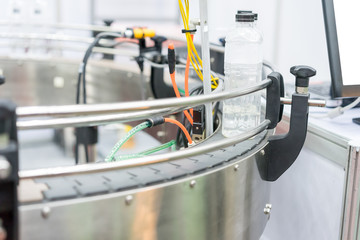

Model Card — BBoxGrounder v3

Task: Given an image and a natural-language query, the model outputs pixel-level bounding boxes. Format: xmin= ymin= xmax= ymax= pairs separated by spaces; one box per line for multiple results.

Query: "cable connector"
xmin=181 ymin=18 xmax=200 ymax=34
xmin=146 ymin=116 xmax=165 ymax=127
xmin=181 ymin=29 xmax=196 ymax=34
xmin=192 ymin=106 xmax=205 ymax=143
xmin=189 ymin=18 xmax=200 ymax=31
xmin=168 ymin=43 xmax=176 ymax=74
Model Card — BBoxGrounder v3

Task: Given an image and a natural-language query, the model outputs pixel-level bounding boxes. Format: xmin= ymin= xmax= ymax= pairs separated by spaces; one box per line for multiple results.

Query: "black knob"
xmin=290 ymin=65 xmax=316 ymax=88
xmin=0 ymin=76 xmax=5 ymax=85
xmin=103 ymin=19 xmax=114 ymax=27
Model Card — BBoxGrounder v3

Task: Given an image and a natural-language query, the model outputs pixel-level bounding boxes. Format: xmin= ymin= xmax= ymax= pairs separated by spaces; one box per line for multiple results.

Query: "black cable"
xmin=213 ymin=101 xmax=220 ymax=123
xmin=75 ymin=32 xmax=124 ymax=164
xmin=176 ymin=113 xmax=185 ymax=148
xmin=84 ymin=143 xmax=89 ymax=163
xmin=176 ymin=85 xmax=205 ymax=148
xmin=76 ymin=72 xmax=82 ymax=104
xmin=75 ymin=138 xmax=79 ymax=164
xmin=213 ymin=101 xmax=220 ymax=131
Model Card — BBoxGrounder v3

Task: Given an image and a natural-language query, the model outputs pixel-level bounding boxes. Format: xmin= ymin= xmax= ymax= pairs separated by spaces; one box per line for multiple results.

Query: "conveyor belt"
xmin=32 ymin=131 xmax=267 ymax=202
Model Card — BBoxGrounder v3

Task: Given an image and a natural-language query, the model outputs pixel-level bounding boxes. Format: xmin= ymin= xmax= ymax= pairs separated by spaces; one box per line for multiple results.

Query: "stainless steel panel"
xmin=20 ymin=147 xmax=270 ymax=240
xmin=341 ymin=143 xmax=360 ymax=240
xmin=0 ymin=57 xmax=146 ymax=107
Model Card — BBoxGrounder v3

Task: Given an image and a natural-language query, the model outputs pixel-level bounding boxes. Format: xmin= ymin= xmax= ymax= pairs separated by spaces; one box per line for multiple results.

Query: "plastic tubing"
xmin=139 ymin=140 xmax=176 ymax=155
xmin=105 ymin=121 xmax=150 ymax=162
xmin=114 ymin=140 xmax=176 ymax=161
xmin=164 ymin=117 xmax=193 ymax=144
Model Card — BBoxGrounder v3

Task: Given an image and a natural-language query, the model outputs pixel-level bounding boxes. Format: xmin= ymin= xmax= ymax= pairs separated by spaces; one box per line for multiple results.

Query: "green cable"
xmin=114 ymin=140 xmax=176 ymax=161
xmin=114 ymin=153 xmax=145 ymax=161
xmin=139 ymin=140 xmax=176 ymax=155
xmin=105 ymin=121 xmax=150 ymax=162
xmin=178 ymin=88 xmax=185 ymax=95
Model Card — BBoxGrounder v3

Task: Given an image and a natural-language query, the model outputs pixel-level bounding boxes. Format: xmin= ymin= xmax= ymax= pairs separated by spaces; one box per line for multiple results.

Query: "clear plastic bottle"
xmin=222 ymin=12 xmax=263 ymax=138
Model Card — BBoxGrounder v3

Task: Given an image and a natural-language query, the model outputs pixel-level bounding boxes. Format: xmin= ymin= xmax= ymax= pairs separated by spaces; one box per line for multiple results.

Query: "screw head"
xmin=0 ymin=157 xmax=11 ymax=180
xmin=190 ymin=180 xmax=196 ymax=188
xmin=234 ymin=164 xmax=239 ymax=171
xmin=125 ymin=195 xmax=133 ymax=205
xmin=260 ymin=150 xmax=265 ymax=156
xmin=264 ymin=208 xmax=271 ymax=215
xmin=41 ymin=206 xmax=51 ymax=219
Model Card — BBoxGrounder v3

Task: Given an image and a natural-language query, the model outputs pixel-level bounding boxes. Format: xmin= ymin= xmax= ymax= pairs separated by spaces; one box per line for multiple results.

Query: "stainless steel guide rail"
xmin=0 ymin=21 xmax=120 ymax=33
xmin=19 ymin=120 xmax=270 ymax=179
xmin=16 ymin=79 xmax=270 ymax=119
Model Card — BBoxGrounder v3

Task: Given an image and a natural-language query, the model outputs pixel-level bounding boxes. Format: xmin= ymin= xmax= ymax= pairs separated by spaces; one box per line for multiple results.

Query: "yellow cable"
xmin=178 ymin=0 xmax=218 ymax=88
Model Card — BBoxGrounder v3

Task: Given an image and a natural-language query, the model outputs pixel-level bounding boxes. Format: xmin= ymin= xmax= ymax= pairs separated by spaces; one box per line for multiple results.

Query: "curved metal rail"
xmin=17 ymin=79 xmax=271 ymax=118
xmin=0 ymin=21 xmax=121 ymax=33
xmin=19 ymin=120 xmax=270 ymax=179
xmin=0 ymin=32 xmax=94 ymax=44
xmin=16 ymin=79 xmax=271 ymax=130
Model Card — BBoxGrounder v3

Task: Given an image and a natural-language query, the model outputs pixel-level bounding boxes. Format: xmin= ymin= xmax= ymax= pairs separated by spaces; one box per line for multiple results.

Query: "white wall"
xmin=200 ymin=0 xmax=330 ymax=84
xmin=273 ymin=0 xmax=330 ymax=83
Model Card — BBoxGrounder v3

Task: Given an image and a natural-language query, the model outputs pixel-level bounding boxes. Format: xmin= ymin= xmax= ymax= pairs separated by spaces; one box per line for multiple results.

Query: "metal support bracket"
xmin=0 ymin=100 xmax=19 ymax=240
xmin=258 ymin=66 xmax=316 ymax=181
xmin=265 ymin=72 xmax=282 ymax=129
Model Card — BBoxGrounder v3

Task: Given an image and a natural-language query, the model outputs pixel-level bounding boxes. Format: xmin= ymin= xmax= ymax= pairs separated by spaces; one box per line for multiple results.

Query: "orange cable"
xmin=170 ymin=73 xmax=193 ymax=125
xmin=164 ymin=117 xmax=193 ymax=144
xmin=168 ymin=42 xmax=193 ymax=125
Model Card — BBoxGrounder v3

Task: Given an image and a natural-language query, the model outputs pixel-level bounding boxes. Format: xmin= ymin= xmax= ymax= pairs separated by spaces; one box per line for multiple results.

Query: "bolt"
xmin=264 ymin=207 xmax=271 ymax=215
xmin=234 ymin=164 xmax=239 ymax=171
xmin=0 ymin=157 xmax=11 ymax=180
xmin=260 ymin=150 xmax=265 ymax=156
xmin=264 ymin=203 xmax=272 ymax=216
xmin=190 ymin=180 xmax=196 ymax=188
xmin=125 ymin=195 xmax=133 ymax=205
xmin=41 ymin=206 xmax=51 ymax=219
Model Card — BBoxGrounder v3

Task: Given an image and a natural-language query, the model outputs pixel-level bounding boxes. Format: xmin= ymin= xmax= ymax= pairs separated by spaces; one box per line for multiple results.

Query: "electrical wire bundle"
xmin=77 ymin=23 xmax=223 ymax=162
xmin=178 ymin=0 xmax=219 ymax=89
xmin=105 ymin=117 xmax=193 ymax=162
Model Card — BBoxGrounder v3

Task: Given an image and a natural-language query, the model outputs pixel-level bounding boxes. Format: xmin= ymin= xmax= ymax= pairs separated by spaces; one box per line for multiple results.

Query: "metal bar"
xmin=0 ymin=43 xmax=136 ymax=57
xmin=0 ymin=33 xmax=94 ymax=44
xmin=17 ymin=79 xmax=271 ymax=118
xmin=17 ymin=108 xmax=173 ymax=130
xmin=280 ymin=97 xmax=326 ymax=107
xmin=199 ymin=0 xmax=213 ymax=138
xmin=0 ymin=21 xmax=121 ymax=33
xmin=18 ymin=120 xmax=270 ymax=179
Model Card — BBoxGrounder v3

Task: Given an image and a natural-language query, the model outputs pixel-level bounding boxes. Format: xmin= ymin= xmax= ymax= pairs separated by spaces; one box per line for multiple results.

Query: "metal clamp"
xmin=0 ymin=100 xmax=19 ymax=240
xmin=257 ymin=66 xmax=316 ymax=181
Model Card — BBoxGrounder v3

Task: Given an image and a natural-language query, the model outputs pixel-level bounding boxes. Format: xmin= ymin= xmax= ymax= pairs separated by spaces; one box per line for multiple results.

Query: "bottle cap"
xmin=236 ymin=11 xmax=257 ymax=22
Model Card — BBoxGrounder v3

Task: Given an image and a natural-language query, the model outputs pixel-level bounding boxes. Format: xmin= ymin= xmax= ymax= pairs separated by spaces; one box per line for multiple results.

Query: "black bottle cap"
xmin=237 ymin=11 xmax=258 ymax=21
xmin=236 ymin=12 xmax=256 ymax=22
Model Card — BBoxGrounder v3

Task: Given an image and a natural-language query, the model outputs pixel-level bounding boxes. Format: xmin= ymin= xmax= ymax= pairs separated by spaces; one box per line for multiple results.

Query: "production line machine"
xmin=0 ymin=12 xmax=326 ymax=240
